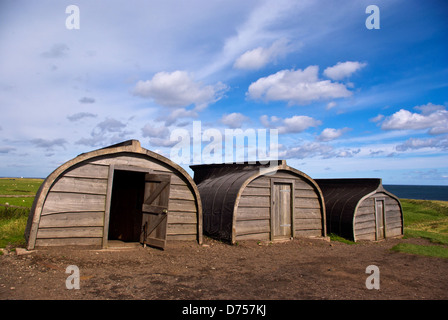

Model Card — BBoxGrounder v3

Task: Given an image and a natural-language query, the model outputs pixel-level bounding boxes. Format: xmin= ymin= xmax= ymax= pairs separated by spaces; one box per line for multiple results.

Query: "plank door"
xmin=272 ymin=182 xmax=292 ymax=240
xmin=140 ymin=173 xmax=171 ymax=249
xmin=375 ymin=199 xmax=385 ymax=240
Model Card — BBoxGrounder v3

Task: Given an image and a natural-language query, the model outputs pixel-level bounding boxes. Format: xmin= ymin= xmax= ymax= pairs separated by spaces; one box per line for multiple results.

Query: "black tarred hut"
xmin=315 ymin=178 xmax=403 ymax=241
xmin=190 ymin=160 xmax=326 ymax=244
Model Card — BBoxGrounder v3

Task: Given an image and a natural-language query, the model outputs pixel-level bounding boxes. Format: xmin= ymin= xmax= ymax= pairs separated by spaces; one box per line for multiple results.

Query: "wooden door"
xmin=375 ymin=199 xmax=385 ymax=240
xmin=272 ymin=182 xmax=292 ymax=240
xmin=140 ymin=173 xmax=171 ymax=249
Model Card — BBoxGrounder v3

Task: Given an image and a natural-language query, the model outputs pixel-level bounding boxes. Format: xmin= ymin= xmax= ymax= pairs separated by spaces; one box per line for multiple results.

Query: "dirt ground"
xmin=1 ymin=236 xmax=447 ymax=301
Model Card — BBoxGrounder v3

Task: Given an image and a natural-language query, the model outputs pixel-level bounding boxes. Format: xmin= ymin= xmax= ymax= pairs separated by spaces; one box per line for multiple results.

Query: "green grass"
xmin=0 ymin=178 xmax=43 ymax=248
xmin=0 ymin=178 xmax=43 ymax=195
xmin=393 ymin=199 xmax=448 ymax=259
xmin=391 ymin=243 xmax=448 ymax=259
xmin=328 ymin=233 xmax=356 ymax=244
xmin=0 ymin=206 xmax=29 ymax=248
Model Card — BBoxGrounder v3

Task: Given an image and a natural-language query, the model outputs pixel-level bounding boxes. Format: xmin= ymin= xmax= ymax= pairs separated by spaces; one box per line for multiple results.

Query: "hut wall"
xmin=235 ymin=171 xmax=324 ymax=241
xmin=34 ymin=152 xmax=199 ymax=247
xmin=354 ymin=192 xmax=403 ymax=241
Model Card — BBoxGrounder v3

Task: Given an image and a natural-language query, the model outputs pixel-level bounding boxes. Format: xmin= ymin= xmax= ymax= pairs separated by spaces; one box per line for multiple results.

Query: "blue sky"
xmin=0 ymin=0 xmax=447 ymax=185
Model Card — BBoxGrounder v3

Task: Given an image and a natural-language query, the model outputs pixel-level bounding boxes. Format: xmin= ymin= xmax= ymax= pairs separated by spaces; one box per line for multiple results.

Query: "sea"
xmin=384 ymin=185 xmax=448 ymax=201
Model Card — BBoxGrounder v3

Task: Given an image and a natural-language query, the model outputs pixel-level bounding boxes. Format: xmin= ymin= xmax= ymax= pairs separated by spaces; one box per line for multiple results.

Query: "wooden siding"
xmin=354 ymin=192 xmax=403 ymax=241
xmin=235 ymin=171 xmax=323 ymax=240
xmin=34 ymin=154 xmax=199 ymax=247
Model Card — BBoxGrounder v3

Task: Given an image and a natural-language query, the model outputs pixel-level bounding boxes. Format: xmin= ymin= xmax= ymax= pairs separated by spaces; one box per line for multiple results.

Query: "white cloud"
xmin=67 ymin=112 xmax=97 ymax=122
xmin=233 ymin=38 xmax=294 ymax=70
xmin=396 ymin=136 xmax=448 ymax=152
xmin=326 ymin=101 xmax=337 ymax=110
xmin=317 ymin=127 xmax=350 ymax=142
xmin=381 ymin=104 xmax=448 ymax=135
xmin=260 ymin=114 xmax=321 ymax=134
xmin=221 ymin=112 xmax=250 ymax=128
xmin=323 ymin=61 xmax=367 ymax=80
xmin=133 ymin=70 xmax=228 ymax=111
xmin=247 ymin=66 xmax=352 ymax=105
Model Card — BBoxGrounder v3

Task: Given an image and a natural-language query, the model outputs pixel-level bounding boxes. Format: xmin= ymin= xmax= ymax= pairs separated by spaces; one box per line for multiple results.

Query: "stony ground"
xmin=1 ymin=236 xmax=447 ymax=301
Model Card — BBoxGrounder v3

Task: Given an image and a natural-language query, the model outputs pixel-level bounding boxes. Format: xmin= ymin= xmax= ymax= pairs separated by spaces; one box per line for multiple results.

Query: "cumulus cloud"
xmin=396 ymin=136 xmax=448 ymax=152
xmin=0 ymin=146 xmax=16 ymax=154
xmin=260 ymin=114 xmax=321 ymax=134
xmin=221 ymin=112 xmax=250 ymax=128
xmin=247 ymin=66 xmax=352 ymax=105
xmin=79 ymin=97 xmax=96 ymax=104
xmin=133 ymin=70 xmax=228 ymax=111
xmin=141 ymin=123 xmax=177 ymax=147
xmin=157 ymin=107 xmax=199 ymax=126
xmin=67 ymin=112 xmax=97 ymax=121
xmin=233 ymin=38 xmax=294 ymax=70
xmin=381 ymin=103 xmax=448 ymax=135
xmin=279 ymin=142 xmax=359 ymax=160
xmin=41 ymin=43 xmax=69 ymax=58
xmin=31 ymin=138 xmax=67 ymax=151
xmin=323 ymin=61 xmax=367 ymax=80
xmin=76 ymin=118 xmax=131 ymax=147
xmin=317 ymin=127 xmax=350 ymax=142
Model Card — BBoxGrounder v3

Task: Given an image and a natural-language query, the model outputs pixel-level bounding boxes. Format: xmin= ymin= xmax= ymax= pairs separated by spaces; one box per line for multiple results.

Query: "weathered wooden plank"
xmin=167 ymin=223 xmax=197 ymax=235
xmin=356 ymin=232 xmax=376 ymax=241
xmin=37 ymin=226 xmax=103 ymax=238
xmin=294 ymin=208 xmax=322 ymax=219
xmin=35 ymin=238 xmax=102 ymax=247
xmin=356 ymin=225 xmax=375 ymax=236
xmin=64 ymin=163 xmax=109 ymax=179
xmin=236 ymin=207 xmax=270 ymax=220
xmin=167 ymin=234 xmax=198 ymax=241
xmin=386 ymin=227 xmax=403 ymax=237
xmin=386 ymin=215 xmax=402 ymax=224
xmin=295 ymin=229 xmax=322 ymax=237
xmin=51 ymin=176 xmax=108 ymax=195
xmin=355 ymin=213 xmax=375 ymax=223
xmin=357 ymin=206 xmax=374 ymax=215
xmin=236 ymin=232 xmax=270 ymax=241
xmin=168 ymin=199 xmax=197 ymax=212
xmin=248 ymin=177 xmax=270 ymax=188
xmin=238 ymin=195 xmax=270 ymax=208
xmin=295 ymin=198 xmax=320 ymax=209
xmin=169 ymin=184 xmax=195 ymax=201
xmin=355 ymin=220 xmax=376 ymax=230
xmin=294 ymin=189 xmax=318 ymax=198
xmin=167 ymin=212 xmax=197 ymax=224
xmin=241 ymin=186 xmax=270 ymax=196
xmin=236 ymin=219 xmax=270 ymax=235
xmin=294 ymin=180 xmax=314 ymax=190
xmin=42 ymin=192 xmax=106 ymax=215
xmin=90 ymin=155 xmax=172 ymax=173
xmin=39 ymin=212 xmax=104 ymax=228
xmin=294 ymin=218 xmax=322 ymax=230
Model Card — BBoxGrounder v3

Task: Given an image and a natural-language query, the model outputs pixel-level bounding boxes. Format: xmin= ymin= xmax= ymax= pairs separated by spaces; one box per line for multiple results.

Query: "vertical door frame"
xmin=374 ymin=197 xmax=386 ymax=240
xmin=103 ymin=164 xmax=154 ymax=248
xmin=270 ymin=178 xmax=295 ymax=241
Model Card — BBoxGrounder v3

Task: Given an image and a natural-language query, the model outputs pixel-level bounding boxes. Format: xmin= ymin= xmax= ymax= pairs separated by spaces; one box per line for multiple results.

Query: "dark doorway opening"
xmin=108 ymin=170 xmax=145 ymax=242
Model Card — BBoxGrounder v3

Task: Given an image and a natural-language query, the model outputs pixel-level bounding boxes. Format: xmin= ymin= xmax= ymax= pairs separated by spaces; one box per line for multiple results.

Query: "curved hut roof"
xmin=191 ymin=160 xmax=325 ymax=242
xmin=315 ymin=178 xmax=399 ymax=240
xmin=25 ymin=139 xmax=202 ymax=249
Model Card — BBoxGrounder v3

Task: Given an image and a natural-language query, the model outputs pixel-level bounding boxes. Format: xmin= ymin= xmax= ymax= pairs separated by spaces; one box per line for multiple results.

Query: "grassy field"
xmin=0 ymin=178 xmax=43 ymax=249
xmin=394 ymin=199 xmax=448 ymax=258
xmin=0 ymin=178 xmax=447 ymax=259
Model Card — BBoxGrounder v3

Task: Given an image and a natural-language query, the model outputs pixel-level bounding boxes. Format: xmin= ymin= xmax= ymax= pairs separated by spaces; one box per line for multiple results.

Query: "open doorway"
xmin=108 ymin=170 xmax=145 ymax=242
